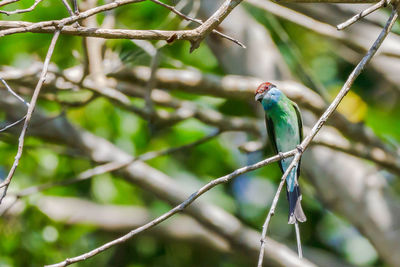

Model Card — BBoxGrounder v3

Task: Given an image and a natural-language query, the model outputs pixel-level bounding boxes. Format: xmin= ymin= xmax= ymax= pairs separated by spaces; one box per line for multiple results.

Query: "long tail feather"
xmin=287 ymin=183 xmax=307 ymax=224
xmin=294 ymin=221 xmax=303 ymax=258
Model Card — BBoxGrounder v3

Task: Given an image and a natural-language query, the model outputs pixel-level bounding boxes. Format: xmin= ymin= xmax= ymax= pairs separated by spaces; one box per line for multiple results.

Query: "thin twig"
xmin=0 ymin=0 xmax=243 ymax=53
xmin=45 ymin=148 xmax=297 ymax=267
xmin=0 ymin=77 xmax=30 ymax=107
xmin=60 ymin=0 xmax=75 ymax=16
xmin=257 ymin=153 xmax=302 ymax=266
xmin=257 ymin=7 xmax=398 ymax=266
xmin=0 ymin=0 xmax=146 ymax=37
xmin=0 ymin=30 xmax=61 ymax=204
xmin=337 ymin=0 xmax=387 ymax=30
xmin=72 ymin=0 xmax=78 ymax=14
xmin=0 ymin=115 xmax=26 ymax=132
xmin=0 ymin=0 xmax=18 ymax=7
xmin=0 ymin=77 xmax=29 ymax=130
xmin=275 ymin=0 xmax=379 ymax=2
xmin=149 ymin=0 xmax=246 ymax=48
xmin=0 ymin=0 xmax=43 ymax=15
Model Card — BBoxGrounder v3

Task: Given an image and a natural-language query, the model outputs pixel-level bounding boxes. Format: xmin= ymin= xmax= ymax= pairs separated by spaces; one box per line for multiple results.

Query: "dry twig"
xmin=0 ymin=30 xmax=61 ymax=204
xmin=257 ymin=7 xmax=398 ymax=266
xmin=0 ymin=0 xmax=243 ymax=52
xmin=45 ymin=148 xmax=296 ymax=267
xmin=150 ymin=0 xmax=246 ymax=48
xmin=337 ymin=0 xmax=387 ymax=30
xmin=0 ymin=0 xmax=18 ymax=7
xmin=0 ymin=0 xmax=43 ymax=15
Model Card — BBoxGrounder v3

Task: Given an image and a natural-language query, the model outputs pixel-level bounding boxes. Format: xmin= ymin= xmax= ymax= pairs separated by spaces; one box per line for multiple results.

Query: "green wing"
xmin=291 ymin=101 xmax=303 ymax=142
xmin=265 ymin=116 xmax=284 ymax=173
xmin=291 ymin=100 xmax=303 ymax=178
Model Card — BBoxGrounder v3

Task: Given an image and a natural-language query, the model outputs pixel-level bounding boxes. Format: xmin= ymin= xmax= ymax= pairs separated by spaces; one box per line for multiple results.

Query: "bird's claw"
xmin=278 ymin=152 xmax=284 ymax=160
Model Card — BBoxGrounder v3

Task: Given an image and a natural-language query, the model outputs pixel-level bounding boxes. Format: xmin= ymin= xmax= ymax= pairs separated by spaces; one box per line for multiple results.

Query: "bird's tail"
xmin=287 ymin=182 xmax=307 ymax=224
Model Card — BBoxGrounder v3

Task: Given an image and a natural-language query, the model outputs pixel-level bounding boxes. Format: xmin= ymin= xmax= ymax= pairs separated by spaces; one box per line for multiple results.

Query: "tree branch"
xmin=257 ymin=6 xmax=398 ymax=266
xmin=0 ymin=30 xmax=60 ymax=204
xmin=0 ymin=0 xmax=244 ymax=52
xmin=0 ymin=0 xmax=18 ymax=7
xmin=46 ymin=149 xmax=298 ymax=267
xmin=274 ymin=0 xmax=379 ymax=2
xmin=0 ymin=0 xmax=43 ymax=15
xmin=336 ymin=0 xmax=388 ymax=30
xmin=0 ymin=91 xmax=314 ymax=267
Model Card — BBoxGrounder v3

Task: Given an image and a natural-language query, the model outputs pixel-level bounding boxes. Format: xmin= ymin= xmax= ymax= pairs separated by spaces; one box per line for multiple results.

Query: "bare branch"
xmin=0 ymin=91 xmax=312 ymax=267
xmin=45 ymin=148 xmax=296 ymax=267
xmin=275 ymin=0 xmax=379 ymax=2
xmin=0 ymin=0 xmax=243 ymax=52
xmin=0 ymin=0 xmax=18 ymax=7
xmin=257 ymin=6 xmax=398 ymax=266
xmin=149 ymin=0 xmax=246 ymax=48
xmin=337 ymin=0 xmax=387 ymax=30
xmin=0 ymin=0 xmax=146 ymax=37
xmin=0 ymin=0 xmax=43 ymax=15
xmin=60 ymin=0 xmax=75 ymax=16
xmin=0 ymin=30 xmax=61 ymax=204
xmin=0 ymin=77 xmax=29 ymax=107
xmin=0 ymin=115 xmax=26 ymax=132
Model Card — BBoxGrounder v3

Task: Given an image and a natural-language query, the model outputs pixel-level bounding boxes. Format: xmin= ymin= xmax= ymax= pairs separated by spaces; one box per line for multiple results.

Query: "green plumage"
xmin=256 ymin=84 xmax=306 ymax=224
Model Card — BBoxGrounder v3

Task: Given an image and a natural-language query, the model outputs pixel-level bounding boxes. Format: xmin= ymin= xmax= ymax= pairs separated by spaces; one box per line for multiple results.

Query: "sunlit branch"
xmin=337 ymin=0 xmax=387 ymax=30
xmin=0 ymin=0 xmax=43 ymax=15
xmin=0 ymin=30 xmax=61 ymax=204
xmin=45 ymin=148 xmax=296 ymax=267
xmin=257 ymin=6 xmax=398 ymax=266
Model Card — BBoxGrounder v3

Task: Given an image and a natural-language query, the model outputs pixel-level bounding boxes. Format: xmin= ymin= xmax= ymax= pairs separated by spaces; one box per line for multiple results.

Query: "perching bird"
xmin=255 ymin=82 xmax=307 ymax=224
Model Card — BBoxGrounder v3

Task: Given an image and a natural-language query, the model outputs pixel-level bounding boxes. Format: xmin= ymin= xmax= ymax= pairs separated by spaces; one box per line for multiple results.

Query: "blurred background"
xmin=0 ymin=0 xmax=400 ymax=266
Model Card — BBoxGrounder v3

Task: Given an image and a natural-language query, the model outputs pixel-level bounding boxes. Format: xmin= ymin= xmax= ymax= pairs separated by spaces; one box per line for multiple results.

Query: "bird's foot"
xmin=278 ymin=152 xmax=285 ymax=160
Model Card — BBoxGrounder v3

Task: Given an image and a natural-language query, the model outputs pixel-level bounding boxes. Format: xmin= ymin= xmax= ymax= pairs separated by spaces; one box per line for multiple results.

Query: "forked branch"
xmin=257 ymin=6 xmax=398 ymax=266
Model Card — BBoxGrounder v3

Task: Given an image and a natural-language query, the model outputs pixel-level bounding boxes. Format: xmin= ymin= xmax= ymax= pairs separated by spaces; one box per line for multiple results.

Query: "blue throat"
xmin=261 ymin=87 xmax=282 ymax=110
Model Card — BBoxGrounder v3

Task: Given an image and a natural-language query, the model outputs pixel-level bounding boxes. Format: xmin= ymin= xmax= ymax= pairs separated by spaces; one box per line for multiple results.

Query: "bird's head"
xmin=255 ymin=82 xmax=276 ymax=102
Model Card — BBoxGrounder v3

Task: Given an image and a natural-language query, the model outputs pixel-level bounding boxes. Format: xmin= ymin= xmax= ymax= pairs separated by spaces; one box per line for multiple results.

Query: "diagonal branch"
xmin=257 ymin=6 xmax=399 ymax=266
xmin=0 ymin=0 xmax=18 ymax=7
xmin=0 ymin=0 xmax=146 ymax=37
xmin=45 ymin=148 xmax=297 ymax=267
xmin=0 ymin=30 xmax=61 ymax=204
xmin=149 ymin=0 xmax=245 ymax=48
xmin=0 ymin=0 xmax=43 ymax=15
xmin=336 ymin=0 xmax=387 ymax=30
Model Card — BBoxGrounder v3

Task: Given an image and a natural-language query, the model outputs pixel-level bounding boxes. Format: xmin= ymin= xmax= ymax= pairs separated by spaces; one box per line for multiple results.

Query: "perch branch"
xmin=257 ymin=7 xmax=398 ymax=266
xmin=45 ymin=148 xmax=297 ymax=267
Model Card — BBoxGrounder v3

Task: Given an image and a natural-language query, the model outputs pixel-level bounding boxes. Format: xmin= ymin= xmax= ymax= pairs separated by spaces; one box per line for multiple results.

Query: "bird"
xmin=255 ymin=82 xmax=307 ymax=224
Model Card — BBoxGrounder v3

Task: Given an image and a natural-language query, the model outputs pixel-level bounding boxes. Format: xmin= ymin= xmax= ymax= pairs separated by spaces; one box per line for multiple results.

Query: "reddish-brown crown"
xmin=255 ymin=82 xmax=275 ymax=95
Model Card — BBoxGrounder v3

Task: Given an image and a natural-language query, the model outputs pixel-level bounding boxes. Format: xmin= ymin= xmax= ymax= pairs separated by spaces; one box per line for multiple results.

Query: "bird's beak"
xmin=255 ymin=93 xmax=263 ymax=102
